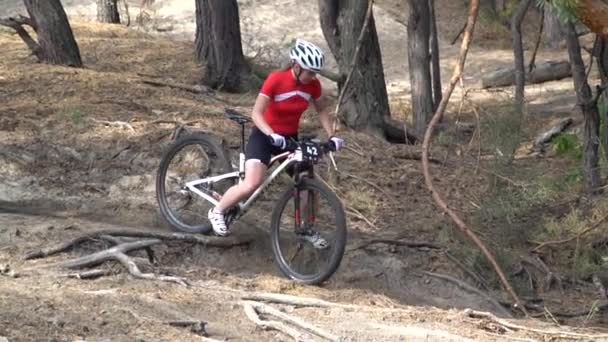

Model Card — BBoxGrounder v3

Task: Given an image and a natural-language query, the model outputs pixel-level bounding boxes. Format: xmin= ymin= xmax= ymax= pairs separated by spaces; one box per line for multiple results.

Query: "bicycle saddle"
xmin=225 ymin=108 xmax=252 ymax=125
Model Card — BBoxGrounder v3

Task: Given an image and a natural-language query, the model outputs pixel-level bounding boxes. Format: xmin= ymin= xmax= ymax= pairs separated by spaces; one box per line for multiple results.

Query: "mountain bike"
xmin=155 ymin=109 xmax=347 ymax=284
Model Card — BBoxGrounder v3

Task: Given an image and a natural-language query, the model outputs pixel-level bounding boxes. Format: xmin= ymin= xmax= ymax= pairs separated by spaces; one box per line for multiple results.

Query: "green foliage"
xmin=551 ymin=133 xmax=582 ymax=159
xmin=537 ymin=0 xmax=579 ymax=24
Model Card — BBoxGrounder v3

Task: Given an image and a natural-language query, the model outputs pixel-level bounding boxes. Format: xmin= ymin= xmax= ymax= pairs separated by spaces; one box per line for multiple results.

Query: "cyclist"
xmin=208 ymin=39 xmax=343 ymax=247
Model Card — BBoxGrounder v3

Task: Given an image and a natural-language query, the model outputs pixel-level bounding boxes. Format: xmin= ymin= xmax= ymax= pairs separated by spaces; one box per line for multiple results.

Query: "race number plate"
xmin=302 ymin=141 xmax=321 ymax=162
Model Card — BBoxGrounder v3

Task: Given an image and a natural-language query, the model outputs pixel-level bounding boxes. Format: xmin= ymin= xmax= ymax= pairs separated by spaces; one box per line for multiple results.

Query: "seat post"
xmin=241 ymin=124 xmax=245 ymax=153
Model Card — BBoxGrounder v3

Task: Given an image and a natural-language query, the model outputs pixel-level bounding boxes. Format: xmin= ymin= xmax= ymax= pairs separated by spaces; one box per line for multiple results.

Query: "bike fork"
xmin=293 ymin=184 xmax=316 ymax=233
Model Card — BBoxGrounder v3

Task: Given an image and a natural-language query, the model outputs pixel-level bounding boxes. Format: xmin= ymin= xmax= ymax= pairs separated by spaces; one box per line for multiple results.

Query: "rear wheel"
xmin=270 ymin=178 xmax=347 ymax=284
xmin=156 ymin=133 xmax=235 ymax=234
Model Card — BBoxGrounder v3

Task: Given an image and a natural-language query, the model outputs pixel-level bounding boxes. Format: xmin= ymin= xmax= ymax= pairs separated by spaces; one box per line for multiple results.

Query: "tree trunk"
xmin=565 ymin=23 xmax=602 ymax=192
xmin=194 ymin=0 xmax=247 ymax=93
xmin=194 ymin=0 xmax=205 ymax=63
xmin=429 ymin=0 xmax=442 ymax=112
xmin=97 ymin=0 xmax=120 ymax=24
xmin=407 ymin=0 xmax=434 ymax=136
xmin=23 ymin=0 xmax=82 ymax=67
xmin=511 ymin=0 xmax=532 ymax=115
xmin=543 ymin=7 xmax=562 ymax=49
xmin=599 ymin=37 xmax=608 ymax=82
xmin=319 ymin=0 xmax=413 ymax=143
xmin=597 ymin=36 xmax=608 ymax=164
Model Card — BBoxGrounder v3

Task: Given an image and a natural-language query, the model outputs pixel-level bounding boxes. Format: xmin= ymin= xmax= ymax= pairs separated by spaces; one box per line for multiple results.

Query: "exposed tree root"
xmin=23 ymin=228 xmax=252 ymax=286
xmin=242 ymin=300 xmax=339 ymax=341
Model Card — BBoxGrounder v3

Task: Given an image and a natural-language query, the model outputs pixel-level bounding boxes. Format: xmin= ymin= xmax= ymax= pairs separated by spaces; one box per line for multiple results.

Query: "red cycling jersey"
xmin=259 ymin=69 xmax=322 ymax=136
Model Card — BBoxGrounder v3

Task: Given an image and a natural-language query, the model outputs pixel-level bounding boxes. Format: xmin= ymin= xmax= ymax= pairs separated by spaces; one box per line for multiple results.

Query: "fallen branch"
xmin=91 ymin=118 xmax=136 ymax=132
xmin=531 ymin=213 xmax=608 ymax=252
xmin=24 ymin=229 xmax=252 ymax=260
xmin=61 ymin=268 xmax=113 ymax=280
xmin=242 ymin=301 xmax=310 ymax=341
xmin=348 ymin=239 xmax=441 ymax=253
xmin=532 ymin=117 xmax=574 ymax=152
xmin=465 ymin=309 xmax=608 ymax=339
xmin=420 ymin=0 xmax=526 ymax=315
xmin=140 ymin=79 xmax=214 ymax=96
xmin=423 ymin=272 xmax=512 ymax=317
xmin=392 ymin=151 xmax=442 ymax=164
xmin=243 ymin=301 xmax=339 ymax=341
xmin=242 ymin=293 xmax=336 ymax=308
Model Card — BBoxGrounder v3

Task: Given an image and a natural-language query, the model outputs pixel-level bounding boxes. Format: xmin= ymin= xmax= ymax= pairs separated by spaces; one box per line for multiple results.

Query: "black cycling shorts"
xmin=245 ymin=127 xmax=297 ymax=166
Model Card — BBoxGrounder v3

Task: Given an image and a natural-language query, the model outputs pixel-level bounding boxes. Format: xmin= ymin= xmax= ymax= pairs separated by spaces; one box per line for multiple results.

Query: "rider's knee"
xmin=241 ymin=177 xmax=263 ymax=194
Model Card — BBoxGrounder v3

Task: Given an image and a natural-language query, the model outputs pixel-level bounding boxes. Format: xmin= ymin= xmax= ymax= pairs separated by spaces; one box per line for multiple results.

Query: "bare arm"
xmin=314 ymin=96 xmax=334 ymax=137
xmin=251 ymin=95 xmax=273 ymax=135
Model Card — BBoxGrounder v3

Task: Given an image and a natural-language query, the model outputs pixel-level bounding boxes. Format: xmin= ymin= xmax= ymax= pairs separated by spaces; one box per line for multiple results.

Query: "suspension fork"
xmin=293 ymin=163 xmax=316 ymax=233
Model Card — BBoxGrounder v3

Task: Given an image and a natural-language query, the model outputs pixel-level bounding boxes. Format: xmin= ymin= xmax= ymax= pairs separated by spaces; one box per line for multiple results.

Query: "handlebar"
xmin=284 ymin=138 xmax=336 ymax=154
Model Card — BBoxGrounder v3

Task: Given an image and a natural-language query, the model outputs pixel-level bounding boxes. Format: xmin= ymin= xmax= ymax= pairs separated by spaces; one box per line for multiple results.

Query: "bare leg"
xmin=216 ymin=160 xmax=267 ymax=212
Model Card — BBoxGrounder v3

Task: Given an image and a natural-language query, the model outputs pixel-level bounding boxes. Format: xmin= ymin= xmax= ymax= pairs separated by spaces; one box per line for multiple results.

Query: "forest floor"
xmin=1 ymin=1 xmax=608 ymax=341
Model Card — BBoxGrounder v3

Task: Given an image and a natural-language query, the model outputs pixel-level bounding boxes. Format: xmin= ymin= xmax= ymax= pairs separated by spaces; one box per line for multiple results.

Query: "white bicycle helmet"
xmin=289 ymin=39 xmax=325 ymax=73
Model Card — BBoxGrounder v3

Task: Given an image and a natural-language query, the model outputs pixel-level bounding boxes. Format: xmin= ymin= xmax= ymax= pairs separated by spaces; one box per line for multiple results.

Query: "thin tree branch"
xmin=0 ymin=16 xmax=42 ymax=59
xmin=531 ymin=213 xmax=608 ymax=252
xmin=528 ymin=9 xmax=544 ymax=73
xmin=420 ymin=0 xmax=527 ymax=316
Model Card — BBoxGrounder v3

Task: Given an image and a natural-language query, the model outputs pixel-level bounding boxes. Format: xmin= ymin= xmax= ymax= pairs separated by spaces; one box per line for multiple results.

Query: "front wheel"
xmin=270 ymin=178 xmax=347 ymax=285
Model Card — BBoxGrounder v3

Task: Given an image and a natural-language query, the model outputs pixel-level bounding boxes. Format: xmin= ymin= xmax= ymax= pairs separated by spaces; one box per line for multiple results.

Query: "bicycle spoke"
xmin=288 ymin=243 xmax=303 ymax=264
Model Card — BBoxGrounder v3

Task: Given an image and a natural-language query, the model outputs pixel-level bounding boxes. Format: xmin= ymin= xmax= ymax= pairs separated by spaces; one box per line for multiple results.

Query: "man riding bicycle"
xmin=208 ymin=39 xmax=344 ymax=247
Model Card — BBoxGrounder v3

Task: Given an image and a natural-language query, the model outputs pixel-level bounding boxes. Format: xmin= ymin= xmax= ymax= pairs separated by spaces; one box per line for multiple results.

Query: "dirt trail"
xmin=2 ymin=1 xmax=608 ymax=341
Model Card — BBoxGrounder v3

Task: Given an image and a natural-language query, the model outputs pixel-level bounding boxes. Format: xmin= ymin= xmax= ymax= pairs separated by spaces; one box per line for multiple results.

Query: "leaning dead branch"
xmin=420 ymin=0 xmax=526 ymax=315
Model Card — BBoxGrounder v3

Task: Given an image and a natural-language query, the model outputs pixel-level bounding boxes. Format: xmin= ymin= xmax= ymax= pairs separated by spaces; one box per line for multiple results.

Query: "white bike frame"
xmin=183 ymin=148 xmax=304 ymax=217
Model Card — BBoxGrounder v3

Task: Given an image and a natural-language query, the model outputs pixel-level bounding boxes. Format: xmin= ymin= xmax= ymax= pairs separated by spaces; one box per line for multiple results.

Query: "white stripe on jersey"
xmin=274 ymin=90 xmax=312 ymax=102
